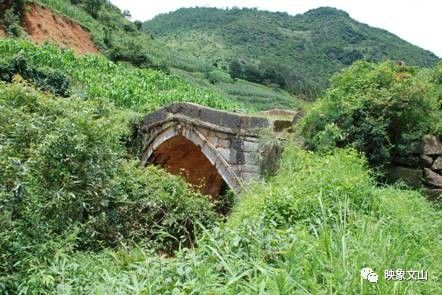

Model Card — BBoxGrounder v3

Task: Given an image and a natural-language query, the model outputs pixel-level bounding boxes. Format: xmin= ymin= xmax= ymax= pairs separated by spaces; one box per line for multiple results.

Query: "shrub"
xmin=206 ymin=69 xmax=232 ymax=84
xmin=84 ymin=0 xmax=104 ymax=19
xmin=106 ymin=41 xmax=153 ymax=68
xmin=2 ymin=8 xmax=22 ymax=37
xmin=0 ymin=54 xmax=71 ymax=97
xmin=231 ymin=147 xmax=375 ymax=226
xmin=301 ymin=61 xmax=441 ymax=168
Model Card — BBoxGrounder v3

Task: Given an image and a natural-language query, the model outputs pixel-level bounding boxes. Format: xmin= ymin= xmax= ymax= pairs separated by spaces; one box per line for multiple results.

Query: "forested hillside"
xmin=144 ymin=7 xmax=439 ymax=98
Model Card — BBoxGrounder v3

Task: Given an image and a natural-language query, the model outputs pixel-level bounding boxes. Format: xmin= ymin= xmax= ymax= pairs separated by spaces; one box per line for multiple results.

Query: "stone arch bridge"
xmin=139 ymin=103 xmax=295 ymax=197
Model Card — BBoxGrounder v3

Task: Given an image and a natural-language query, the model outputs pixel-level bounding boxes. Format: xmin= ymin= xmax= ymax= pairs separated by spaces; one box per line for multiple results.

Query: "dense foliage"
xmin=0 ymin=0 xmax=26 ymax=37
xmin=144 ymin=7 xmax=439 ymax=98
xmin=8 ymin=146 xmax=441 ymax=293
xmin=302 ymin=61 xmax=442 ymax=168
xmin=0 ymin=53 xmax=70 ymax=96
xmin=34 ymin=0 xmax=209 ymax=73
xmin=0 ymin=39 xmax=237 ymax=292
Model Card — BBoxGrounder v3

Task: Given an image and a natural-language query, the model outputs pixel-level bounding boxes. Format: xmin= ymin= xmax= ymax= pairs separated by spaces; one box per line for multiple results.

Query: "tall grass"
xmin=16 ymin=146 xmax=441 ymax=294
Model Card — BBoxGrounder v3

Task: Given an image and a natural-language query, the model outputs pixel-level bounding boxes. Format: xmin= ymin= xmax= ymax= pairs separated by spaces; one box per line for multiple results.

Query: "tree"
xmin=84 ymin=0 xmax=104 ymax=19
xmin=134 ymin=20 xmax=143 ymax=31
xmin=122 ymin=10 xmax=131 ymax=19
xmin=229 ymin=59 xmax=243 ymax=80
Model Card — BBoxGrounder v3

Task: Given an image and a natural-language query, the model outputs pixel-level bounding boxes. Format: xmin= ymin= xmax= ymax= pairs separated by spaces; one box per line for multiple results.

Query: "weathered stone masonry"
xmin=387 ymin=135 xmax=442 ymax=200
xmin=139 ymin=103 xmax=286 ymax=197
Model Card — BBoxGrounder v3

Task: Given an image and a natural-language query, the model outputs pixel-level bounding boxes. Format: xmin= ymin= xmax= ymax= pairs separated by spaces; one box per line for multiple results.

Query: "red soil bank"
xmin=23 ymin=4 xmax=99 ymax=55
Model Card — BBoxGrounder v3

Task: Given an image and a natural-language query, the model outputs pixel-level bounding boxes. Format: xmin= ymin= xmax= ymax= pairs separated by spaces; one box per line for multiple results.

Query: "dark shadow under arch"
xmin=148 ymin=135 xmax=229 ymax=197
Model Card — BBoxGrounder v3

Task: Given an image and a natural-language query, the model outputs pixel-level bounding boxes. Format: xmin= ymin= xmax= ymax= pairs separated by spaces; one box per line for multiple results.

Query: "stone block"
xmin=207 ymin=135 xmax=219 ymax=147
xmin=197 ymin=127 xmax=210 ymax=137
xmin=424 ymin=168 xmax=442 ymax=188
xmin=243 ymin=140 xmax=258 ymax=152
xmin=142 ymin=110 xmax=169 ymax=130
xmin=200 ymin=108 xmax=241 ymax=129
xmin=240 ymin=116 xmax=269 ymax=129
xmin=392 ymin=156 xmax=419 ymax=168
xmin=216 ymin=138 xmax=231 ymax=148
xmin=218 ymin=147 xmax=230 ymax=161
xmin=422 ymin=135 xmax=442 ymax=155
xmin=241 ymin=164 xmax=260 ymax=173
xmin=168 ymin=102 xmax=200 ymax=118
xmin=386 ymin=166 xmax=422 ymax=188
xmin=244 ymin=152 xmax=257 ymax=163
xmin=419 ymin=154 xmax=434 ymax=167
xmin=431 ymin=157 xmax=442 ymax=170
xmin=273 ymin=120 xmax=292 ymax=132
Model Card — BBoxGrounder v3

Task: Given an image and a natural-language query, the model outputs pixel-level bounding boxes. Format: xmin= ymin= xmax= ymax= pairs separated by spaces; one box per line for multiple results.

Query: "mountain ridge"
xmin=144 ymin=6 xmax=439 ymax=97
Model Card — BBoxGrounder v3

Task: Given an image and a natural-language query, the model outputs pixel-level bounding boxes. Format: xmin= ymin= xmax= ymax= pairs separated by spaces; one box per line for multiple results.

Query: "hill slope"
xmin=0 ymin=1 xmax=301 ymax=111
xmin=144 ymin=7 xmax=440 ymax=97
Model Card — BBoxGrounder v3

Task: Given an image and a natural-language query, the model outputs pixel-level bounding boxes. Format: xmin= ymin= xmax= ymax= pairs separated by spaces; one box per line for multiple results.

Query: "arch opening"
xmin=147 ymin=135 xmax=230 ymax=198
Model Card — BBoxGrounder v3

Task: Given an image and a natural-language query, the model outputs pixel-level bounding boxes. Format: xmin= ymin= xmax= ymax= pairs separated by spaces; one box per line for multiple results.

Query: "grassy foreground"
xmin=13 ymin=146 xmax=442 ymax=294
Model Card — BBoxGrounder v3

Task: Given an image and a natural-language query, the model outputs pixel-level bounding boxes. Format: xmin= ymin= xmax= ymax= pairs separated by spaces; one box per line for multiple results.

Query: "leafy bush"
xmin=301 ymin=61 xmax=441 ymax=168
xmin=0 ymin=0 xmax=25 ymax=37
xmin=39 ymin=0 xmax=212 ymax=75
xmin=432 ymin=62 xmax=442 ymax=134
xmin=0 ymin=53 xmax=71 ymax=97
xmin=106 ymin=39 xmax=155 ymax=68
xmin=2 ymin=8 xmax=22 ymax=37
xmin=232 ymin=147 xmax=375 ymax=226
xmin=206 ymin=68 xmax=232 ymax=84
xmin=144 ymin=6 xmax=439 ymax=99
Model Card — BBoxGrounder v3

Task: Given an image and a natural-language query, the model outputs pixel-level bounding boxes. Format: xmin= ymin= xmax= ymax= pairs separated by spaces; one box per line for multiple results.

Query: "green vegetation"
xmin=302 ymin=61 xmax=442 ymax=168
xmin=0 ymin=39 xmax=236 ymax=111
xmin=0 ymin=0 xmax=26 ymax=37
xmin=4 ymin=145 xmax=441 ymax=293
xmin=35 ymin=0 xmax=209 ymax=72
xmin=0 ymin=39 xmax=232 ymax=291
xmin=1 ymin=4 xmax=441 ymax=294
xmin=0 ymin=81 xmax=219 ymax=291
xmin=144 ymin=7 xmax=439 ymax=98
xmin=9 ymin=0 xmax=300 ymax=110
xmin=0 ymin=53 xmax=70 ymax=97
xmin=173 ymin=67 xmax=302 ymax=110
